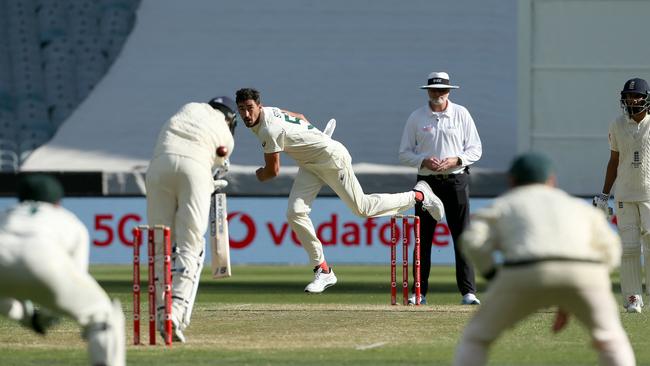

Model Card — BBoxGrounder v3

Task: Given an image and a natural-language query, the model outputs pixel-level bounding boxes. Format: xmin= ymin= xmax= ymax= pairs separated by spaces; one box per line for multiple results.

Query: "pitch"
xmin=0 ymin=265 xmax=648 ymax=365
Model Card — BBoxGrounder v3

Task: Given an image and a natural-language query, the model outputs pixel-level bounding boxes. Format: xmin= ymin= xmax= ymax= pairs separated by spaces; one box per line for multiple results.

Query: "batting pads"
xmin=156 ymin=243 xmax=203 ymax=331
xmin=617 ymin=201 xmax=650 ymax=301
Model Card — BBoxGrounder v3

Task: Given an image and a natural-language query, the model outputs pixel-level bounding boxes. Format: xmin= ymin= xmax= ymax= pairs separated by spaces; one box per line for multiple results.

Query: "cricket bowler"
xmin=236 ymin=88 xmax=445 ymax=293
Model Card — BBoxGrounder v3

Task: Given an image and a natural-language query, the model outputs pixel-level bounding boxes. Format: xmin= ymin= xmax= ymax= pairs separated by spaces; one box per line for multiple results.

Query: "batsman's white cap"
xmin=420 ymin=72 xmax=459 ymax=89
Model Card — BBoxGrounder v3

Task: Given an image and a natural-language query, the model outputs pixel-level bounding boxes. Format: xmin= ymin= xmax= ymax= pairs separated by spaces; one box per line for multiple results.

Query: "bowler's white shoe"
xmin=414 ymin=181 xmax=445 ymax=221
xmin=461 ymin=293 xmax=481 ymax=305
xmin=304 ymin=268 xmax=338 ymax=293
xmin=626 ymin=295 xmax=643 ymax=313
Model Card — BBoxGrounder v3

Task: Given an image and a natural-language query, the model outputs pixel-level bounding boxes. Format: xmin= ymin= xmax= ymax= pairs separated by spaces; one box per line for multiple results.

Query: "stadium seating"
xmin=0 ymin=149 xmax=19 ymax=172
xmin=18 ymin=128 xmax=52 ymax=162
xmin=0 ymin=0 xmax=139 ymax=168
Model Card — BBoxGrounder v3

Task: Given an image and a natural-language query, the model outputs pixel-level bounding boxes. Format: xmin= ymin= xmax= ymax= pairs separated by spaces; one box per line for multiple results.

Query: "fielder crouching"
xmin=453 ymin=152 xmax=635 ymax=366
xmin=0 ymin=174 xmax=125 ymax=366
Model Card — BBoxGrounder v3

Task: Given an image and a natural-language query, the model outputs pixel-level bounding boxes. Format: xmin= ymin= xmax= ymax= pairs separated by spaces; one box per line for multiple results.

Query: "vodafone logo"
xmin=225 ymin=213 xmax=452 ymax=249
xmin=228 ymin=211 xmax=256 ymax=248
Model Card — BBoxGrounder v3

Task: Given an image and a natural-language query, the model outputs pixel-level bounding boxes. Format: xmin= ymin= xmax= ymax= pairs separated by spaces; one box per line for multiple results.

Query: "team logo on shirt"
xmin=632 ymin=151 xmax=641 ymax=168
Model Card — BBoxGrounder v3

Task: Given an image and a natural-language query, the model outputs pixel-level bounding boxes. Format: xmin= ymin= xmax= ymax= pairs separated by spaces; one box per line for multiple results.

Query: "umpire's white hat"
xmin=420 ymin=72 xmax=459 ymax=89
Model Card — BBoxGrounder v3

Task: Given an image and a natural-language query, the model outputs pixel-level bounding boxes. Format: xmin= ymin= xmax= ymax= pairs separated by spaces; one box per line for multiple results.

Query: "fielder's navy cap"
xmin=17 ymin=174 xmax=64 ymax=204
xmin=621 ymin=78 xmax=649 ymax=95
xmin=508 ymin=152 xmax=554 ymax=185
xmin=208 ymin=96 xmax=237 ymax=114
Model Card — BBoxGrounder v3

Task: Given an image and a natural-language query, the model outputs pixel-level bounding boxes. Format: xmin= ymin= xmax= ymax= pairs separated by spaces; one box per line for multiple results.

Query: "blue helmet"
xmin=620 ymin=78 xmax=649 ymax=118
xmin=208 ymin=96 xmax=237 ymax=135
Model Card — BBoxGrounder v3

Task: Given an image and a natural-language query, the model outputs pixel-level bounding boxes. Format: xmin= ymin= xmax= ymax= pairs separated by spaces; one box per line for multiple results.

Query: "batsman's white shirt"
xmin=251 ymin=107 xmax=416 ymax=266
xmin=152 ymin=102 xmax=234 ymax=170
xmin=608 ymin=114 xmax=650 ymax=202
xmin=398 ymin=100 xmax=482 ymax=175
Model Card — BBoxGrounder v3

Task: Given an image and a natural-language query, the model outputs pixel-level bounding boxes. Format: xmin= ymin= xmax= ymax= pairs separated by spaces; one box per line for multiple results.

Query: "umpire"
xmin=398 ymin=71 xmax=482 ymax=305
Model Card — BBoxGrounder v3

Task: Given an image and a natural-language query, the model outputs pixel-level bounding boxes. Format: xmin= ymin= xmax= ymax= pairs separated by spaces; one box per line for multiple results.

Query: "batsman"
xmin=145 ymin=96 xmax=236 ymax=342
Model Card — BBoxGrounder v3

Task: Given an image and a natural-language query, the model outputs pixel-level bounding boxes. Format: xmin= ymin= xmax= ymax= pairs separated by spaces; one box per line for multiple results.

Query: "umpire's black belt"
xmin=429 ymin=173 xmax=463 ymax=180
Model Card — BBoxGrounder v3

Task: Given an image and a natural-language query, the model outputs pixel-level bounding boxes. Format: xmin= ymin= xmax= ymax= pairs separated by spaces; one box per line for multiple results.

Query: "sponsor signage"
xmin=0 ymin=197 xmax=613 ymax=265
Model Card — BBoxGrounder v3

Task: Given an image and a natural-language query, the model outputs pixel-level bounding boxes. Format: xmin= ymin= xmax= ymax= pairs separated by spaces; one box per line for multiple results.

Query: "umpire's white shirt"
xmin=0 ymin=201 xmax=90 ymax=270
xmin=609 ymin=113 xmax=650 ymax=202
xmin=398 ymin=100 xmax=482 ymax=175
xmin=461 ymin=184 xmax=621 ymax=276
xmin=151 ymin=102 xmax=234 ymax=169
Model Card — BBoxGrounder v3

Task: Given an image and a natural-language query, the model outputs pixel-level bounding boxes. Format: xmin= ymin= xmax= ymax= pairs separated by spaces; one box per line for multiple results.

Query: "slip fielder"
xmin=0 ymin=174 xmax=125 ymax=366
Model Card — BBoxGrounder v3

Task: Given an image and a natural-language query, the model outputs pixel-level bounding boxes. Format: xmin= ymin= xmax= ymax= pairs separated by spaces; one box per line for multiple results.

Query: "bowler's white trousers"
xmin=288 ymin=141 xmax=416 ymax=266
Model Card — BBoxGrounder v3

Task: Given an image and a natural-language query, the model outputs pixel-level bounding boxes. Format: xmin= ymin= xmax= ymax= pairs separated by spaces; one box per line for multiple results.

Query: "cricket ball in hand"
xmin=216 ymin=146 xmax=228 ymax=157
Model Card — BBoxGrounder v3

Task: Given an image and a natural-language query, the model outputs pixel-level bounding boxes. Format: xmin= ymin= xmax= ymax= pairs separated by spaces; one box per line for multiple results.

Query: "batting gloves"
xmin=592 ymin=193 xmax=612 ymax=217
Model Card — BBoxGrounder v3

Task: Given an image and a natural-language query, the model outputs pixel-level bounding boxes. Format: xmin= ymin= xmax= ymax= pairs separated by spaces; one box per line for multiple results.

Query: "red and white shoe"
xmin=304 ymin=267 xmax=337 ymax=293
xmin=414 ymin=181 xmax=445 ymax=221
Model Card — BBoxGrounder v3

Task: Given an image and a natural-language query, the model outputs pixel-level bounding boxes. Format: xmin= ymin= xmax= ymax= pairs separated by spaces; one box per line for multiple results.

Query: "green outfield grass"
xmin=0 ymin=265 xmax=648 ymax=365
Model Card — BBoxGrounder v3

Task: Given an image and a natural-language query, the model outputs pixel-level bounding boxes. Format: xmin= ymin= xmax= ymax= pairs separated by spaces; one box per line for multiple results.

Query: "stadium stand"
xmin=0 ymin=0 xmax=140 ymax=171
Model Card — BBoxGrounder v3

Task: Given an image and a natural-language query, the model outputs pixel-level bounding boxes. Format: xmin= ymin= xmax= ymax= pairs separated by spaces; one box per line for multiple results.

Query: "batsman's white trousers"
xmin=146 ymin=153 xmax=212 ymax=329
xmin=616 ymin=200 xmax=650 ymax=301
xmin=0 ymin=238 xmax=124 ymax=366
xmin=453 ymin=262 xmax=635 ymax=366
xmin=288 ymin=141 xmax=416 ymax=266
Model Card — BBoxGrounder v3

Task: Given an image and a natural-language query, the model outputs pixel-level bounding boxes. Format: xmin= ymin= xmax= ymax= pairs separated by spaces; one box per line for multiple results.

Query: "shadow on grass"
xmin=98 ymin=279 xmax=493 ymax=296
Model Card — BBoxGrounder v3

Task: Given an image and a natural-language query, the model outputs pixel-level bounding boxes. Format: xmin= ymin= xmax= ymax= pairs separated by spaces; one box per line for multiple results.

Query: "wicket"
xmin=390 ymin=214 xmax=421 ymax=305
xmin=132 ymin=225 xmax=172 ymax=346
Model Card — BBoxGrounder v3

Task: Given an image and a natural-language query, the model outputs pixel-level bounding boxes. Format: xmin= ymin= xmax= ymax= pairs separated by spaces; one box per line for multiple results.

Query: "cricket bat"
xmin=209 ymin=192 xmax=231 ymax=278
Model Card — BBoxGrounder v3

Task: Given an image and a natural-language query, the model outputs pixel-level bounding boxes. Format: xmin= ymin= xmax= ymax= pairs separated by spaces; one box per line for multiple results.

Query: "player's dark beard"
xmin=626 ymin=104 xmax=645 ymax=117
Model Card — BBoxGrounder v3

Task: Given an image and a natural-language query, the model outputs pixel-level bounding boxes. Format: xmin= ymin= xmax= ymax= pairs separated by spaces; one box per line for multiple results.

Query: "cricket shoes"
xmin=407 ymin=294 xmax=427 ymax=305
xmin=304 ymin=267 xmax=338 ymax=293
xmin=626 ymin=295 xmax=643 ymax=313
xmin=413 ymin=181 xmax=445 ymax=221
xmin=159 ymin=317 xmax=186 ymax=343
xmin=20 ymin=300 xmax=60 ymax=335
xmin=461 ymin=293 xmax=481 ymax=305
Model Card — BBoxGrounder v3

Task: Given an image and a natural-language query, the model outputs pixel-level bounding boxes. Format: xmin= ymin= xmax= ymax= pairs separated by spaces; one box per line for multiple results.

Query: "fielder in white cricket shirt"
xmin=146 ymin=96 xmax=236 ymax=342
xmin=454 ymin=153 xmax=634 ymax=366
xmin=0 ymin=175 xmax=125 ymax=366
xmin=594 ymin=77 xmax=650 ymax=313
xmin=235 ymin=88 xmax=445 ymax=293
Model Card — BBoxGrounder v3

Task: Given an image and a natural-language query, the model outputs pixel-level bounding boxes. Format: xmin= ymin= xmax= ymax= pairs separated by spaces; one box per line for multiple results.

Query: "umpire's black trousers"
xmin=412 ymin=172 xmax=476 ymax=297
